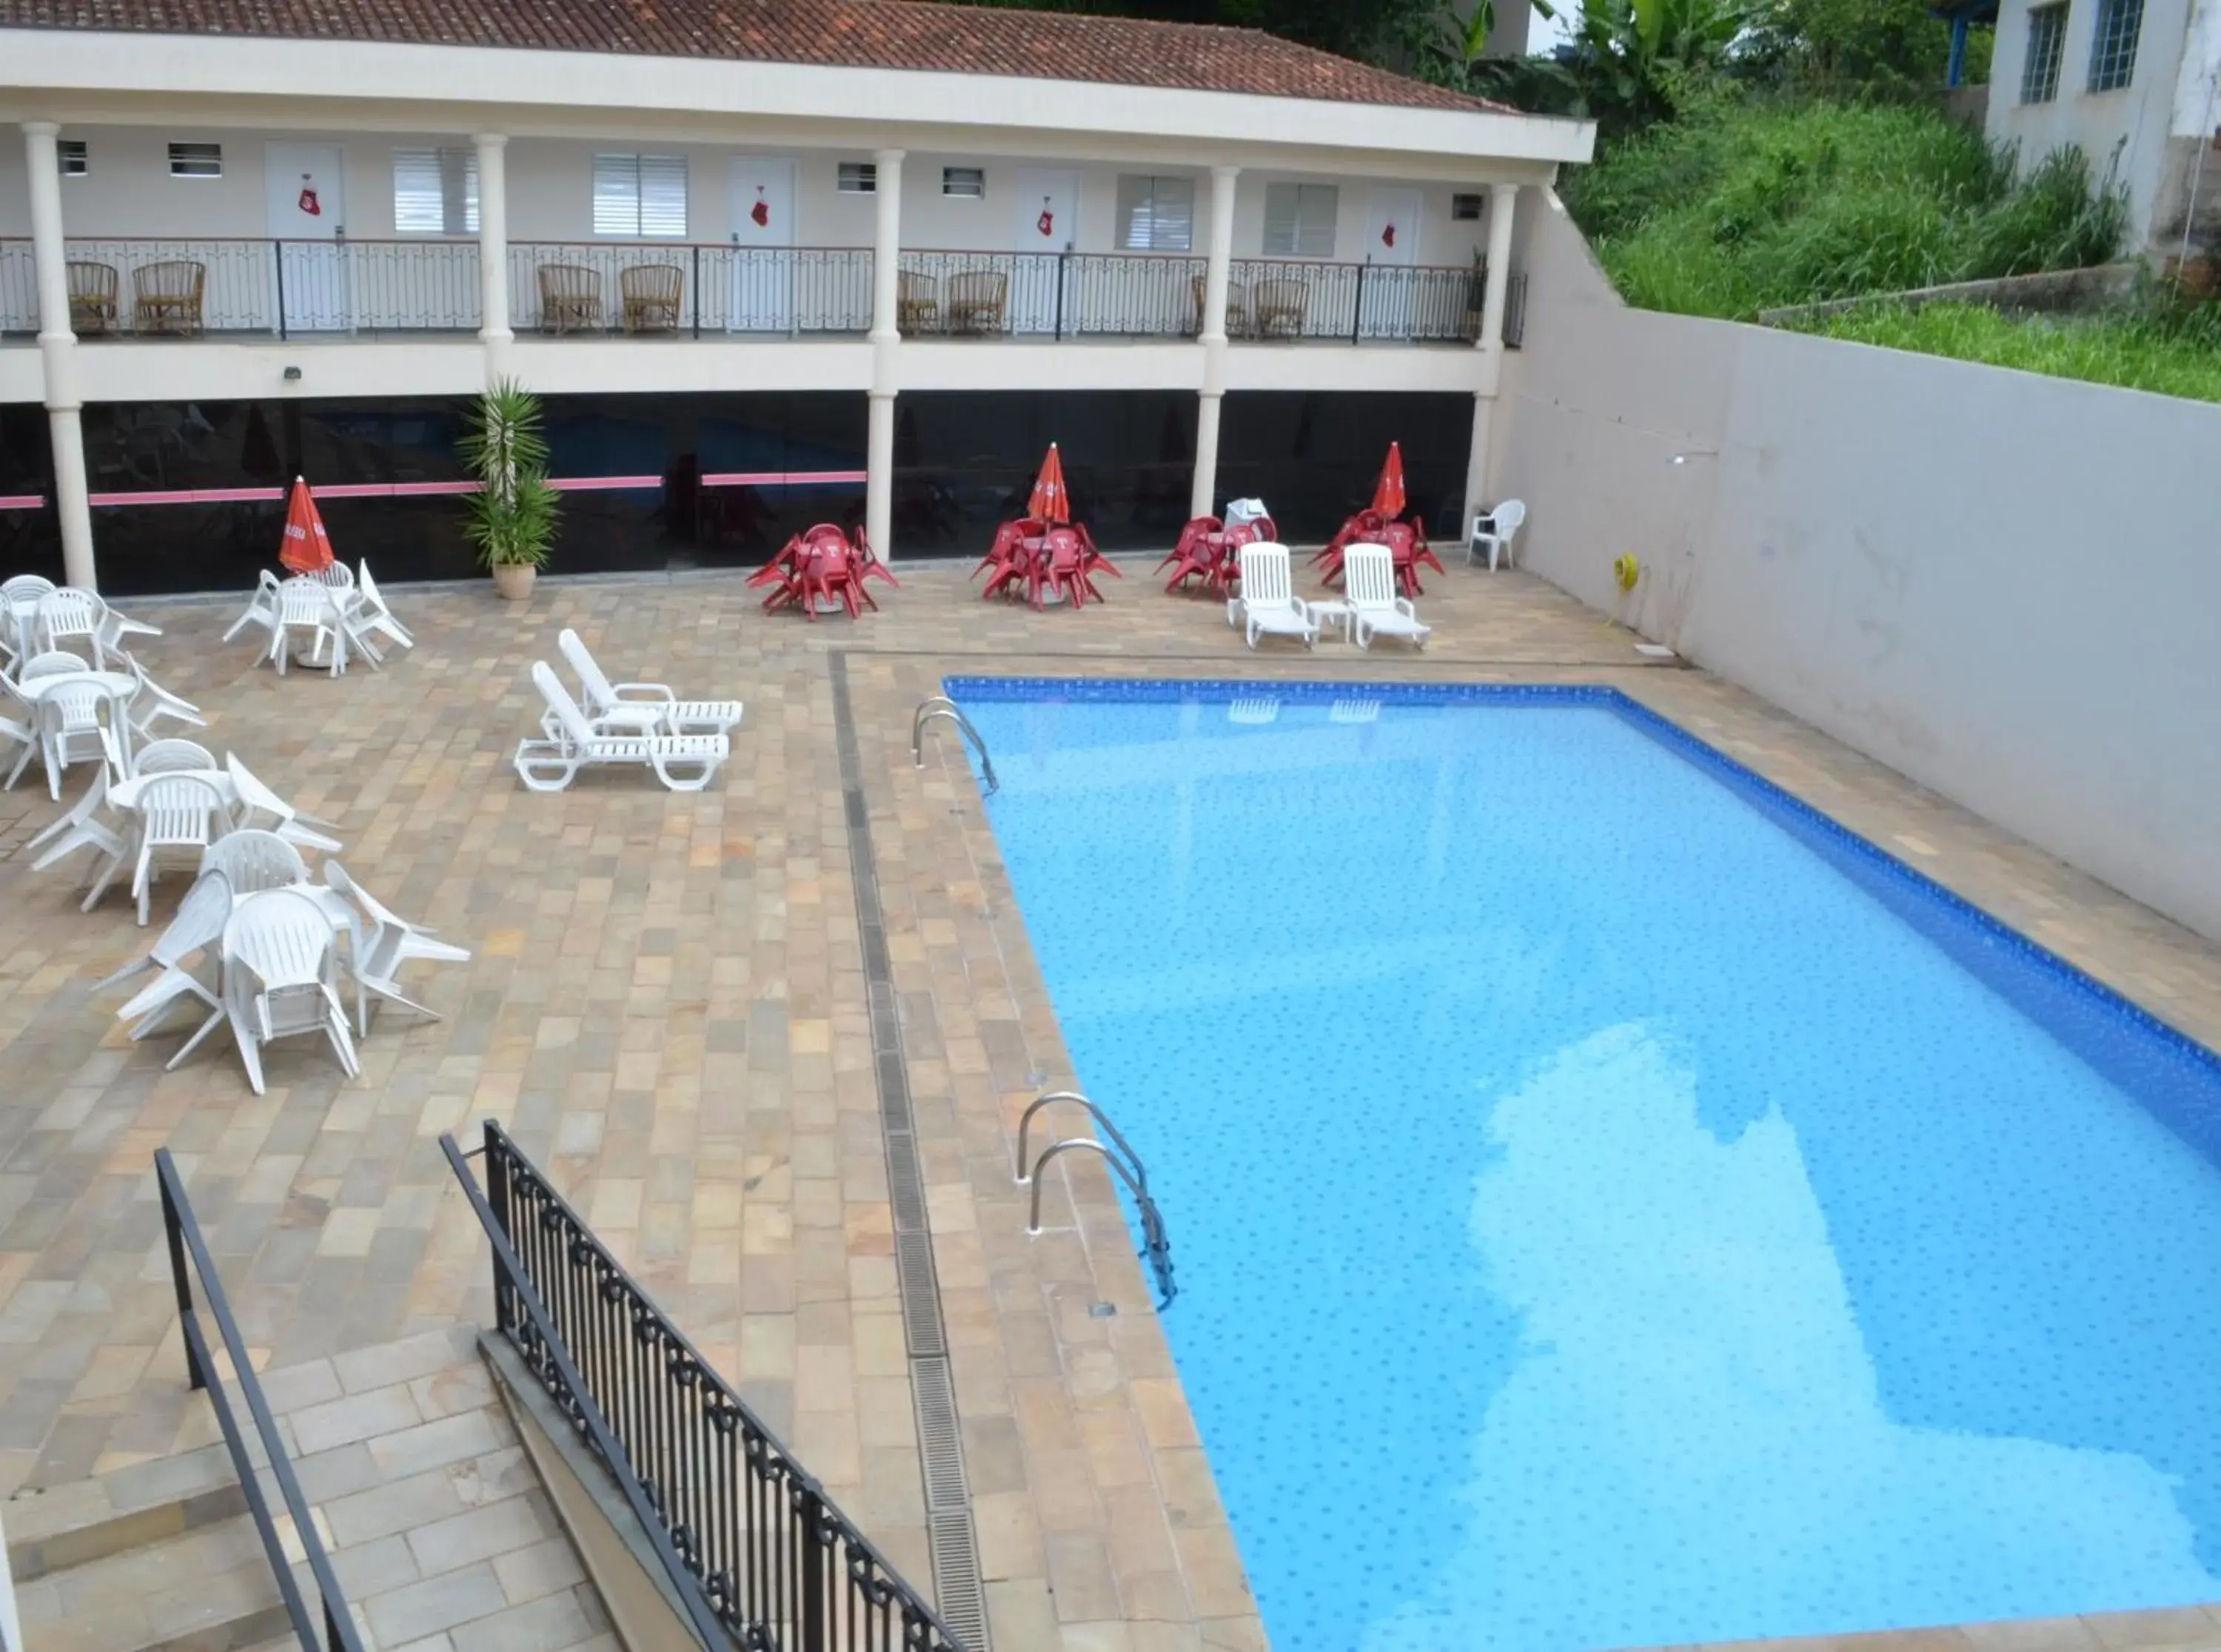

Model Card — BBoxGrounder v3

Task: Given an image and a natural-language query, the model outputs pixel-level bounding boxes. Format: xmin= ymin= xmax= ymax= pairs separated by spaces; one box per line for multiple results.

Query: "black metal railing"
xmin=897 ymin=249 xmax=1205 ymax=338
xmin=509 ymin=243 xmax=873 ymax=337
xmin=156 ymin=1149 xmax=364 ymax=1652
xmin=1228 ymin=257 xmax=1481 ymax=343
xmin=442 ymin=1122 xmax=968 ymax=1652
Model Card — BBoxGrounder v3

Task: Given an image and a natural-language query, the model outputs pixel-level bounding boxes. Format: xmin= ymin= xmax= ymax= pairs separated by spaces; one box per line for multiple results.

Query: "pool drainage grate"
xmin=828 ymin=654 xmax=989 ymax=1650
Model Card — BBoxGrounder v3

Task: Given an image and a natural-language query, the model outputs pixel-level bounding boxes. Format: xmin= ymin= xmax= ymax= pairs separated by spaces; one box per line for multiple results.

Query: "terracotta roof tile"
xmin=0 ymin=0 xmax=1503 ymax=113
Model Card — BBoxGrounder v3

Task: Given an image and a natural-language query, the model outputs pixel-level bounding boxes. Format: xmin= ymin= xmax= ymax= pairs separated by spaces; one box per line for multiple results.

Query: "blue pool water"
xmin=950 ymin=679 xmax=2221 ymax=1652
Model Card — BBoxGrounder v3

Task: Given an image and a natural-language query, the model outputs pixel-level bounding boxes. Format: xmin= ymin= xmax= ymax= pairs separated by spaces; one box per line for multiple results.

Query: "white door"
xmin=267 ymin=144 xmax=350 ymax=334
xmin=728 ymin=157 xmax=797 ymax=333
xmin=1359 ymin=186 xmax=1421 ymax=340
xmin=1011 ymin=169 xmax=1078 ymax=335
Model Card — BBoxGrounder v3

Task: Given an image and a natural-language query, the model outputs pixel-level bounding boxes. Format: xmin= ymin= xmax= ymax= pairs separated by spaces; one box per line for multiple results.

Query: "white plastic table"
xmin=12 ymin=670 xmax=137 ymax=705
xmin=1306 ymin=598 xmax=1354 ymax=642
xmin=107 ymin=768 xmax=241 ymax=812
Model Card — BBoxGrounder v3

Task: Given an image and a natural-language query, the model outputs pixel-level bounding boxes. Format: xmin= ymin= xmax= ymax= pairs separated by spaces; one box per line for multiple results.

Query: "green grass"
xmin=1797 ymin=301 xmax=2221 ymax=403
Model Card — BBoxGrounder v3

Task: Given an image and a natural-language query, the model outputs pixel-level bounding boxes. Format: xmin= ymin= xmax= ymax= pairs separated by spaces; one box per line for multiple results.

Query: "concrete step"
xmin=13 ymin=1511 xmax=295 ymax=1652
xmin=5 ymin=1443 xmax=247 ymax=1585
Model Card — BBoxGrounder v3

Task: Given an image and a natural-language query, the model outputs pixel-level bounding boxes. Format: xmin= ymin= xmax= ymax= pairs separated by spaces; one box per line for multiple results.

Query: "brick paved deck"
xmin=2 ymin=558 xmax=2217 ymax=1651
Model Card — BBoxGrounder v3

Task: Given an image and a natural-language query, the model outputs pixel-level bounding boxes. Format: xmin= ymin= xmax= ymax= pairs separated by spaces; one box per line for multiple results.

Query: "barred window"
xmin=1263 ymin=184 xmax=1338 ymax=258
xmin=942 ymin=167 xmax=986 ymax=200
xmin=2020 ymin=4 xmax=2068 ymax=101
xmin=1451 ymin=192 xmax=1484 ymax=221
xmin=1115 ymin=176 xmax=1195 ymax=252
xmin=592 ymin=153 xmax=688 ymax=238
xmin=58 ymin=140 xmax=88 ymax=178
xmin=2087 ymin=0 xmax=2142 ymax=91
xmin=393 ymin=148 xmax=480 ymax=234
xmin=837 ymin=162 xmax=877 ymax=194
xmin=168 ymin=142 xmax=222 ymax=179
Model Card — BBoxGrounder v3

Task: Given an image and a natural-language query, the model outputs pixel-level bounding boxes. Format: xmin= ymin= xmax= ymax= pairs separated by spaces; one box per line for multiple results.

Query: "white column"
xmin=1463 ymin=184 xmax=1521 ymax=534
xmin=475 ymin=133 xmax=512 ymax=374
xmin=24 ymin=121 xmax=96 ymax=591
xmin=866 ymin=151 xmax=905 ymax=557
xmin=1191 ymin=164 xmax=1239 ymax=520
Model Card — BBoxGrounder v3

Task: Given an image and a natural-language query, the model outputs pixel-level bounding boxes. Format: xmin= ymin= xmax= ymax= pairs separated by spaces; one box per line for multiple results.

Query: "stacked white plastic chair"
xmin=133 ymin=738 xmax=218 ymax=776
xmin=200 ymin=827 xmax=308 ymax=896
xmin=1227 ymin=544 xmax=1319 ymax=651
xmin=222 ymin=888 xmax=358 ymax=1095
xmin=516 ymin=662 xmax=728 ymax=793
xmin=557 ymin=628 xmax=743 ymax=735
xmin=1468 ymin=500 xmax=1527 ymax=571
xmin=1341 ymin=543 xmax=1432 ymax=651
xmin=99 ymin=870 xmax=233 ymax=1067
xmin=35 ymin=674 xmax=127 ymax=800
xmin=131 ymin=771 xmax=232 ymax=925
xmin=1 ymin=574 xmax=55 ymax=660
xmin=27 ymin=768 xmax=130 ymax=911
xmin=270 ymin=581 xmax=354 ymax=676
xmin=324 ymin=862 xmax=472 ymax=1035
xmin=226 ymin=754 xmax=342 ymax=853
xmin=33 ymin=588 xmax=109 ymax=668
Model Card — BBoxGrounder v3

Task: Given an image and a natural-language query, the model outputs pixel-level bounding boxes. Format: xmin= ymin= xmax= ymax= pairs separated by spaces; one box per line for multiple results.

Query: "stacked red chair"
xmin=751 ymin=523 xmax=898 ymax=620
xmin=1313 ymin=442 xmax=1442 ymax=597
xmin=1162 ymin=513 xmax=1276 ymax=597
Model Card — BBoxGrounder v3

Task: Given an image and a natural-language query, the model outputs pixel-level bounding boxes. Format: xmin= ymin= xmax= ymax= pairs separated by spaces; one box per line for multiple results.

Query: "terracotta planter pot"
xmin=492 ymin=564 xmax=537 ymax=602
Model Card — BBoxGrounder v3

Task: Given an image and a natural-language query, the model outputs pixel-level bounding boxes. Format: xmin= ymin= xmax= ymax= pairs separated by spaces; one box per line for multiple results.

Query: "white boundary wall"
xmin=1493 ymin=189 xmax=2221 ymax=944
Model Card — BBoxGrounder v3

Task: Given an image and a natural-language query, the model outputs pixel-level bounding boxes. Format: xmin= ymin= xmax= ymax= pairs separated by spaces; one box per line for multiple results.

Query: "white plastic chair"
xmin=324 ymin=862 xmax=472 ymax=1035
xmin=0 ymin=671 xmax=32 ymax=790
xmin=130 ymin=770 xmax=230 ymax=925
xmin=224 ymin=571 xmax=283 ymax=649
xmin=199 ymin=827 xmax=307 ymax=896
xmin=221 ymin=888 xmax=359 ymax=1095
xmin=34 ymin=588 xmax=110 ymax=667
xmin=35 ymin=676 xmax=127 ymax=801
xmin=123 ymin=656 xmax=207 ymax=739
xmin=27 ymin=767 xmax=129 ymax=911
xmin=1468 ymin=500 xmax=1527 ymax=571
xmin=21 ymin=650 xmax=88 ymax=679
xmin=557 ymin=628 xmax=742 ymax=734
xmin=97 ymin=607 xmax=162 ymax=657
xmin=134 ymin=738 xmax=218 ymax=776
xmin=1343 ymin=543 xmax=1432 ymax=651
xmin=226 ymin=754 xmax=341 ymax=853
xmin=0 ymin=574 xmax=54 ymax=600
xmin=270 ymin=582 xmax=351 ymax=676
xmin=104 ymin=870 xmax=233 ymax=1065
xmin=515 ymin=662 xmax=728 ymax=793
xmin=355 ymin=563 xmax=413 ymax=651
xmin=1225 ymin=544 xmax=1318 ymax=651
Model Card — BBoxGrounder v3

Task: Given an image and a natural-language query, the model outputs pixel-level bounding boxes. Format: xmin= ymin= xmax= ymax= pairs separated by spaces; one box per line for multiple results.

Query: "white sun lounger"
xmin=1342 ymin=543 xmax=1431 ymax=650
xmin=516 ymin=661 xmax=728 ymax=793
xmin=557 ymin=628 xmax=743 ymax=735
xmin=1226 ymin=543 xmax=1318 ymax=651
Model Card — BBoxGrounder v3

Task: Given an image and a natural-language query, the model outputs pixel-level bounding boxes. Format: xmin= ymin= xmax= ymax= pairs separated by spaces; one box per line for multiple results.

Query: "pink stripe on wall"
xmin=700 ymin=469 xmax=868 ymax=488
xmin=0 ymin=494 xmax=44 ymax=511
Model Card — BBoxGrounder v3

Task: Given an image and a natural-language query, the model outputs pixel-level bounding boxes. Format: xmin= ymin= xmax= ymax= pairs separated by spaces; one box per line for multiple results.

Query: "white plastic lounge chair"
xmin=1342 ymin=543 xmax=1431 ymax=651
xmin=28 ymin=767 xmax=129 ymax=911
xmin=355 ymin=562 xmax=413 ymax=651
xmin=134 ymin=739 xmax=218 ymax=775
xmin=36 ymin=675 xmax=126 ymax=800
xmin=105 ymin=870 xmax=233 ymax=1065
xmin=1226 ymin=544 xmax=1318 ymax=651
xmin=199 ymin=827 xmax=307 ymax=896
xmin=130 ymin=770 xmax=230 ymax=925
xmin=1468 ymin=500 xmax=1526 ymax=571
xmin=516 ymin=662 xmax=728 ymax=793
xmin=123 ymin=656 xmax=207 ymax=739
xmin=226 ymin=753 xmax=342 ymax=853
xmin=555 ymin=629 xmax=741 ymax=735
xmin=222 ymin=888 xmax=359 ymax=1095
xmin=35 ymin=588 xmax=110 ymax=667
xmin=224 ymin=571 xmax=282 ymax=648
xmin=324 ymin=862 xmax=472 ymax=1035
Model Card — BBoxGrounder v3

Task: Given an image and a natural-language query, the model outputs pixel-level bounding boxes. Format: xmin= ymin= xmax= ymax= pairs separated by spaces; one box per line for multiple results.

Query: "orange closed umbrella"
xmin=278 ymin=476 xmax=334 ymax=574
xmin=1026 ymin=443 xmax=1071 ymax=525
xmin=1370 ymin=442 xmax=1407 ymax=520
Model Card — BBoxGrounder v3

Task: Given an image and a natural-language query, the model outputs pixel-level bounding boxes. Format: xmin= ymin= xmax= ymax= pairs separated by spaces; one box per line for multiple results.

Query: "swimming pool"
xmin=950 ymin=678 xmax=2221 ymax=1652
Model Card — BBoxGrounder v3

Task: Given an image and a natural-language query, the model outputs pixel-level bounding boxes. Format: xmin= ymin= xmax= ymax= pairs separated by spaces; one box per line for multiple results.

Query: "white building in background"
xmin=0 ymin=0 xmax=1592 ymax=595
xmin=1986 ymin=0 xmax=2221 ymax=255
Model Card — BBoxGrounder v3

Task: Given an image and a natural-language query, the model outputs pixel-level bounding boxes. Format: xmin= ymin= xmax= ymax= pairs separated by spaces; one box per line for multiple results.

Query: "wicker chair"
xmin=945 ymin=271 xmax=1008 ymax=335
xmin=67 ymin=262 xmax=118 ymax=336
xmin=897 ymin=272 xmax=941 ymax=335
xmin=536 ymin=263 xmax=604 ymax=335
xmin=1190 ymin=274 xmax=1251 ymax=338
xmin=1252 ymin=278 xmax=1309 ymax=339
xmin=620 ymin=264 xmax=684 ymax=334
xmin=132 ymin=261 xmax=205 ymax=337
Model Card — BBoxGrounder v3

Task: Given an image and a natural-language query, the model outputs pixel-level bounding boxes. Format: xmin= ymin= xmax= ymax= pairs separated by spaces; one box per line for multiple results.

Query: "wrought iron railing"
xmin=156 ymin=1149 xmax=365 ymax=1652
xmin=442 ymin=1121 xmax=968 ymax=1651
xmin=1228 ymin=257 xmax=1481 ymax=343
xmin=897 ymin=248 xmax=1206 ymax=338
xmin=509 ymin=243 xmax=873 ymax=336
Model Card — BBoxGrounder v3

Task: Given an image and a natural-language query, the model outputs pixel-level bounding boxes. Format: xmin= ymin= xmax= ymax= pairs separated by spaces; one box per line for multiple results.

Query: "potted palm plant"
xmin=459 ymin=380 xmax=558 ymax=600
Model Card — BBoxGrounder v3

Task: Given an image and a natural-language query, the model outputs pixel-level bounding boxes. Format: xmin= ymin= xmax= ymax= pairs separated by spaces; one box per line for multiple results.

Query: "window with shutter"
xmin=1263 ymin=184 xmax=1337 ymax=258
xmin=942 ymin=167 xmax=986 ymax=199
xmin=594 ymin=153 xmax=689 ymax=238
xmin=393 ymin=148 xmax=479 ymax=234
xmin=167 ymin=142 xmax=222 ymax=179
xmin=838 ymin=162 xmax=877 ymax=194
xmin=58 ymin=141 xmax=88 ymax=178
xmin=1114 ymin=175 xmax=1195 ymax=252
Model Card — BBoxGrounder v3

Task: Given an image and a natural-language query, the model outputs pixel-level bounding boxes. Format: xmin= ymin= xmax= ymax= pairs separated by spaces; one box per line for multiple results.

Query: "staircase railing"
xmin=156 ymin=1149 xmax=364 ymax=1652
xmin=443 ymin=1121 xmax=969 ymax=1651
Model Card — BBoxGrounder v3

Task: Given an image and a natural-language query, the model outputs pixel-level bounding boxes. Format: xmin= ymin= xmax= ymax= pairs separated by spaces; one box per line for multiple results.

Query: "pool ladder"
xmin=911 ymin=696 xmax=998 ymax=795
xmin=1016 ymin=1090 xmax=1176 ymax=1309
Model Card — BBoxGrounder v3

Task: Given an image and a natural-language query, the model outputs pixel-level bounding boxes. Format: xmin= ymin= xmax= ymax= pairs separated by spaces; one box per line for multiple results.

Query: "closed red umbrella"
xmin=1370 ymin=442 xmax=1407 ymax=520
xmin=278 ymin=476 xmax=334 ymax=574
xmin=1026 ymin=443 xmax=1071 ymax=526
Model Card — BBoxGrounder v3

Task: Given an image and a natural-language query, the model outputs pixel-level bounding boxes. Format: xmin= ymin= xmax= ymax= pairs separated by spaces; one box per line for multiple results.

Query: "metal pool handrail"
xmin=1017 ymin=1091 xmax=1177 ymax=1309
xmin=911 ymin=696 xmax=997 ymax=793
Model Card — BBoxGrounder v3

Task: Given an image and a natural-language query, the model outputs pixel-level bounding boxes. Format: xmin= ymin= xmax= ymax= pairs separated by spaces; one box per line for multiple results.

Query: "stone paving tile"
xmin=0 ymin=561 xmax=2215 ymax=1650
